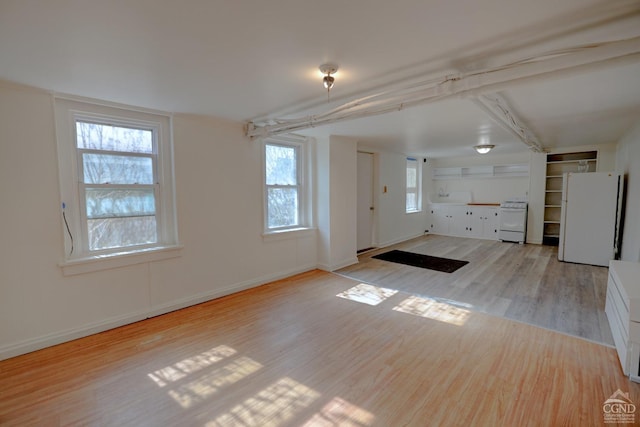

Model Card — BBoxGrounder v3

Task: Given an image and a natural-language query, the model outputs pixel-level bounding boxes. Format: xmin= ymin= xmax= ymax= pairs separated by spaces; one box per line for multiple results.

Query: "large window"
xmin=406 ymin=157 xmax=422 ymax=213
xmin=264 ymin=140 xmax=305 ymax=231
xmin=76 ymin=120 xmax=158 ymax=251
xmin=55 ymin=98 xmax=179 ymax=270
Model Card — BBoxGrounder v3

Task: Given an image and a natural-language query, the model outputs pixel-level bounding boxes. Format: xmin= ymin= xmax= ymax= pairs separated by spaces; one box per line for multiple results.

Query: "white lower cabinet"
xmin=428 ymin=205 xmax=499 ymax=240
xmin=448 ymin=205 xmax=470 ymax=237
xmin=429 ymin=205 xmax=451 ymax=235
xmin=469 ymin=207 xmax=500 ymax=240
xmin=429 ymin=205 xmax=468 ymax=237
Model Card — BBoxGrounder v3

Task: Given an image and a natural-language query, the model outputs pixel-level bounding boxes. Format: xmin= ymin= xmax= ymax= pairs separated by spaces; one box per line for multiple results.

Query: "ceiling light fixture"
xmin=319 ymin=63 xmax=338 ymax=101
xmin=474 ymin=144 xmax=495 ymax=154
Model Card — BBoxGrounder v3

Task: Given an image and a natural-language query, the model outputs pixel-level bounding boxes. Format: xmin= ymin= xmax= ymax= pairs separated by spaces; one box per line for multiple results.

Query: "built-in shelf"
xmin=433 ymin=163 xmax=529 ymax=180
xmin=543 ymin=151 xmax=598 ymax=246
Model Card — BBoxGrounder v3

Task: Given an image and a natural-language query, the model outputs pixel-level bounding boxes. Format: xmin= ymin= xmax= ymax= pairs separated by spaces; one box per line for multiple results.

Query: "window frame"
xmin=54 ymin=97 xmax=180 ymax=274
xmin=406 ymin=157 xmax=422 ymax=213
xmin=262 ymin=138 xmax=307 ymax=233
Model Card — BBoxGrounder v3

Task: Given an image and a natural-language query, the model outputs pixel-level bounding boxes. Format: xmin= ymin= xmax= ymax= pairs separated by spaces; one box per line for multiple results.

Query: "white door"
xmin=357 ymin=152 xmax=374 ymax=251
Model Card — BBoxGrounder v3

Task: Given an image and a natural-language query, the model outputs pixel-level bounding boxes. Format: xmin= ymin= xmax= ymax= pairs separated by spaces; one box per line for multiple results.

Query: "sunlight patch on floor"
xmin=205 ymin=377 xmax=320 ymax=427
xmin=301 ymin=396 xmax=375 ymax=426
xmin=393 ymin=295 xmax=471 ymax=326
xmin=168 ymin=356 xmax=263 ymax=409
xmin=148 ymin=345 xmax=237 ymax=387
xmin=336 ymin=283 xmax=398 ymax=306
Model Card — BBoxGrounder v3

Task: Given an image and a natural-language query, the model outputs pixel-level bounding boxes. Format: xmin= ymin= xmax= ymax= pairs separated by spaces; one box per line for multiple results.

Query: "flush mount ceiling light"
xmin=474 ymin=144 xmax=495 ymax=154
xmin=319 ymin=63 xmax=338 ymax=101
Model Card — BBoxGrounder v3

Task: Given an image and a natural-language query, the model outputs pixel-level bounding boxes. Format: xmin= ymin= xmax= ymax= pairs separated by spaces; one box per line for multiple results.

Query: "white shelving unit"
xmin=432 ymin=163 xmax=529 ymax=180
xmin=543 ymin=151 xmax=597 ymax=245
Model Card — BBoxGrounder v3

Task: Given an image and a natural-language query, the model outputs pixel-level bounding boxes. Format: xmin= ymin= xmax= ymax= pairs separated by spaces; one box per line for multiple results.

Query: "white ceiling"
xmin=1 ymin=0 xmax=639 ymax=158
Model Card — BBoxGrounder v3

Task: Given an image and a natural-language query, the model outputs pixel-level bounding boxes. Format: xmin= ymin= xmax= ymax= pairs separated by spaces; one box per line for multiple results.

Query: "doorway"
xmin=357 ymin=152 xmax=375 ymax=252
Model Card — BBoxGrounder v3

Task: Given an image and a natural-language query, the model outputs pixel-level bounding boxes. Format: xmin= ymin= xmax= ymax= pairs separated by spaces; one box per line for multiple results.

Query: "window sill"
xmin=59 ymin=245 xmax=183 ymax=276
xmin=406 ymin=210 xmax=423 ymax=215
xmin=262 ymin=227 xmax=317 ymax=242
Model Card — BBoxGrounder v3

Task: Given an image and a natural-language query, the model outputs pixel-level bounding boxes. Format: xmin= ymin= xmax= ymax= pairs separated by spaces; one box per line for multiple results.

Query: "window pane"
xmin=88 ymin=216 xmax=157 ymax=251
xmin=267 ymin=188 xmax=298 ymax=228
xmin=266 ymin=144 xmax=297 ymax=185
xmin=83 ymin=153 xmax=153 ymax=184
xmin=406 ymin=192 xmax=418 ymax=211
xmin=77 ymin=121 xmax=153 ymax=153
xmin=85 ymin=188 xmax=156 ymax=219
xmin=407 ymin=167 xmax=417 ymax=187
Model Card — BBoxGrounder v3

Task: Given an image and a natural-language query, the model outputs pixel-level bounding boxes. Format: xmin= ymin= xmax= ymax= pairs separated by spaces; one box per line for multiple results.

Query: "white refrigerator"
xmin=558 ymin=172 xmax=623 ymax=267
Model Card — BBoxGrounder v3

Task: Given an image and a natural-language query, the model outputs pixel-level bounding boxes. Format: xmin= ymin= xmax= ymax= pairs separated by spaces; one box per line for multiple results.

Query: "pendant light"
xmin=319 ymin=63 xmax=338 ymax=101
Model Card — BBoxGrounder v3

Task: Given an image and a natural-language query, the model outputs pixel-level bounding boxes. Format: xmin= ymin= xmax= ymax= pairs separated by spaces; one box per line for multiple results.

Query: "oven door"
xmin=499 ymin=208 xmax=526 ymax=232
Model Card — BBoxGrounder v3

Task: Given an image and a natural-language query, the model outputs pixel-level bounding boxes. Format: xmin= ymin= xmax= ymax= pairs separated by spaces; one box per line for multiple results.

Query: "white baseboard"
xmin=376 ymin=232 xmax=425 ymax=249
xmin=0 ymin=264 xmax=317 ymax=362
xmin=317 ymin=257 xmax=359 ymax=272
xmin=147 ymin=263 xmax=318 ymax=317
xmin=0 ymin=310 xmax=149 ymax=361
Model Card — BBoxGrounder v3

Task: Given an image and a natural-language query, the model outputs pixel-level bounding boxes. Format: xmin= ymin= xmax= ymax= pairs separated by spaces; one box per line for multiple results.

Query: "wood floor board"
xmin=0 ymin=242 xmax=636 ymax=425
xmin=340 ymin=235 xmax=616 ymax=346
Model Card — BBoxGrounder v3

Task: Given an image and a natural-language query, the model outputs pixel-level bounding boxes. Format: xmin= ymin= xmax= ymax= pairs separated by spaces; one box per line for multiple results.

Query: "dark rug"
xmin=372 ymin=250 xmax=469 ymax=273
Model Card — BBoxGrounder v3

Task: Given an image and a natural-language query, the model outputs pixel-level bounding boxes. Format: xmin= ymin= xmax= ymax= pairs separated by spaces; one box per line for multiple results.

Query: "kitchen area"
xmin=424 ymin=143 xmax=619 ymax=249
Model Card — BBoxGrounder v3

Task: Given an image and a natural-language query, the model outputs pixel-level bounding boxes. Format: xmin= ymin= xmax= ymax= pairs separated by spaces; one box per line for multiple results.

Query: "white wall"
xmin=316 ymin=136 xmax=358 ymax=270
xmin=374 ymin=151 xmax=428 ymax=247
xmin=615 ymin=122 xmax=640 ymax=262
xmin=0 ymin=81 xmax=318 ymax=360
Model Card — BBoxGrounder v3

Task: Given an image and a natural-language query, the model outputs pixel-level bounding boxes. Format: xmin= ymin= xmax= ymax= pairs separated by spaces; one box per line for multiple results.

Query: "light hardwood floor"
xmin=338 ymin=235 xmax=614 ymax=346
xmin=0 ymin=268 xmax=638 ymax=426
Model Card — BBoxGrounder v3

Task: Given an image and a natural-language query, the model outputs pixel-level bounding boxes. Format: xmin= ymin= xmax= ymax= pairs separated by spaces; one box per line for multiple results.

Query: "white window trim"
xmin=406 ymin=157 xmax=423 ymax=214
xmin=54 ymin=96 xmax=181 ymax=275
xmin=262 ymin=136 xmax=314 ymax=236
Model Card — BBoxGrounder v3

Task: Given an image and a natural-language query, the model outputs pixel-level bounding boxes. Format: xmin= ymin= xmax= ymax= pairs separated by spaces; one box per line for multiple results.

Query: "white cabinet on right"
xmin=605 ymin=261 xmax=640 ymax=382
xmin=469 ymin=207 xmax=500 ymax=240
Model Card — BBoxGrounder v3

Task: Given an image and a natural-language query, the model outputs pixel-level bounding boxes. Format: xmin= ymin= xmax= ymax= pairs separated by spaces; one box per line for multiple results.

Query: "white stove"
xmin=499 ymin=200 xmax=528 ymax=243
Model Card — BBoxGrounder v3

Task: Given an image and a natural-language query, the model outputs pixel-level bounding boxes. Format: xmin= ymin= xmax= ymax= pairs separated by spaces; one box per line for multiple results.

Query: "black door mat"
xmin=372 ymin=250 xmax=469 ymax=273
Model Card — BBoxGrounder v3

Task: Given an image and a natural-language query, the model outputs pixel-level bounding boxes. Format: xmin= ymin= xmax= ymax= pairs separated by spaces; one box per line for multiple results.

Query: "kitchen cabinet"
xmin=429 ymin=204 xmax=469 ymax=236
xmin=543 ymin=151 xmax=597 ymax=245
xmin=469 ymin=207 xmax=500 ymax=240
xmin=429 ymin=205 xmax=450 ymax=235
xmin=448 ymin=205 xmax=471 ymax=237
xmin=428 ymin=204 xmax=499 ymax=240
